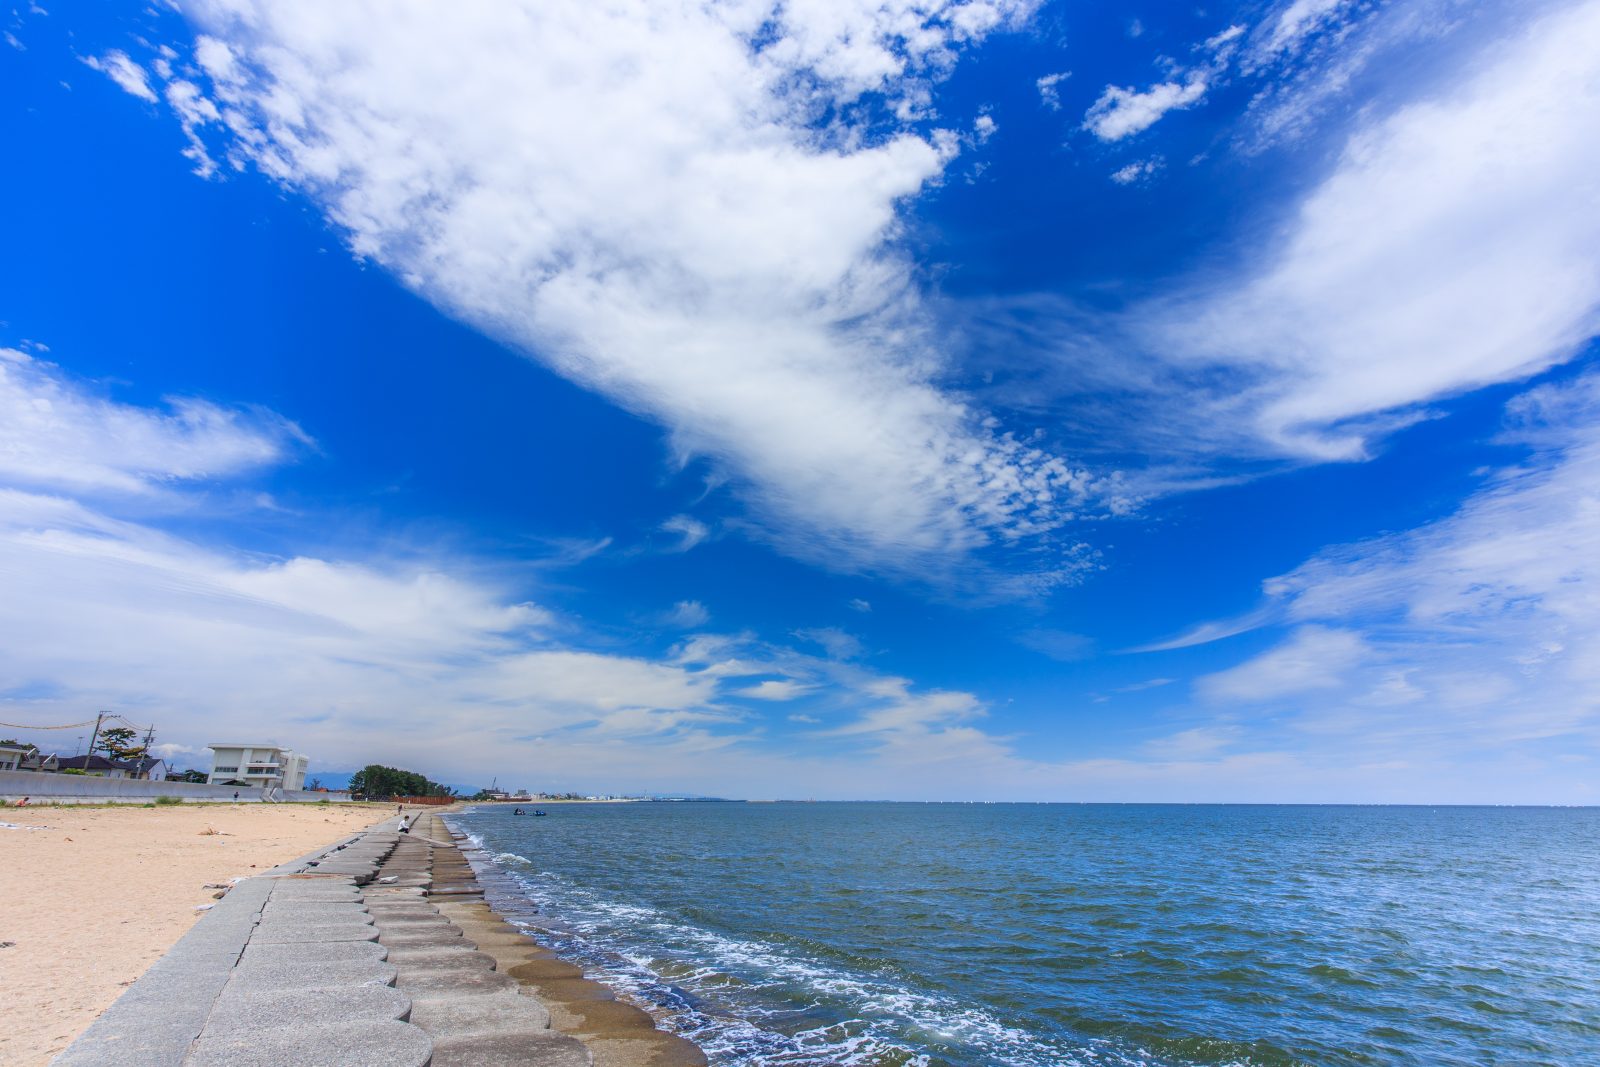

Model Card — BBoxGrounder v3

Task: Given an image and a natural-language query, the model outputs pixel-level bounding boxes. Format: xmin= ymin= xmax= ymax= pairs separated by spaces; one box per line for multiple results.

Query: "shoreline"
xmin=429 ymin=810 xmax=708 ymax=1066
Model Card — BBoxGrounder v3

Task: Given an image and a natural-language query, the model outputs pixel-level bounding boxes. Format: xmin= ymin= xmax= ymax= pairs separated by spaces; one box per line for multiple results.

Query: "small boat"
xmin=533 ymin=810 xmax=548 ymax=817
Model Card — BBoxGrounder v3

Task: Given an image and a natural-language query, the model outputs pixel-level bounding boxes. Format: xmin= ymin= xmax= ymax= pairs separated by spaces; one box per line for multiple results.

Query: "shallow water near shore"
xmin=449 ymin=803 xmax=1600 ymax=1067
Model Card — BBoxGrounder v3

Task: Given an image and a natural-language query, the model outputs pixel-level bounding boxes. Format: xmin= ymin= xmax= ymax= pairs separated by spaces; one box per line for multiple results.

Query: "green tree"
xmin=348 ymin=764 xmax=455 ymax=798
xmin=94 ymin=726 xmax=148 ymax=763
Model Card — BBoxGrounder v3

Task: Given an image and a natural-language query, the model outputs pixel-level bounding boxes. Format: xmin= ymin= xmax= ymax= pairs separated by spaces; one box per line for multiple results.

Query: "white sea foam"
xmin=444 ymin=815 xmax=1172 ymax=1067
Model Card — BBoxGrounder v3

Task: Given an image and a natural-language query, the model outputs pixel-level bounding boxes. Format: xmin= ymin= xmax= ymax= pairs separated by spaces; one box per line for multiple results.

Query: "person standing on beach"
xmin=232 ymin=791 xmax=239 ymax=804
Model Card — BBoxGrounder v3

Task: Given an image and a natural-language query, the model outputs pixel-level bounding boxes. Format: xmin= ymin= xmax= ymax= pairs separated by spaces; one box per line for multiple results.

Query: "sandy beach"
xmin=0 ymin=802 xmax=387 ymax=1066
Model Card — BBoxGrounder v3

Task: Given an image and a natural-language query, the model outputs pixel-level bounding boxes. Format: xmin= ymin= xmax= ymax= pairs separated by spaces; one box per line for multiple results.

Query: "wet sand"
xmin=0 ymin=802 xmax=386 ymax=1066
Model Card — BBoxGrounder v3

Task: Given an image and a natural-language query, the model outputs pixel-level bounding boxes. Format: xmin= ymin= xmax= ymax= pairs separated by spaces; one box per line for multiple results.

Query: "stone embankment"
xmin=55 ymin=811 xmax=707 ymax=1066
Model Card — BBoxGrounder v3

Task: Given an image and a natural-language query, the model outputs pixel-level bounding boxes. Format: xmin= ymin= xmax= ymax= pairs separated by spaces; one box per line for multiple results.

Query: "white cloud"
xmin=1035 ymin=70 xmax=1070 ymax=110
xmin=823 ymin=676 xmax=983 ymax=738
xmin=659 ymin=515 xmax=710 ymax=553
xmin=1152 ymin=0 xmax=1600 ymax=458
xmin=973 ymin=113 xmax=997 ymax=141
xmin=1083 ymin=74 xmax=1209 ymax=141
xmin=1109 ymin=157 xmax=1163 ymax=184
xmin=82 ymin=50 xmax=157 ymax=102
xmin=1189 ymin=373 xmax=1600 ymax=758
xmin=1259 ymin=0 xmax=1351 ymax=55
xmin=165 ymin=79 xmax=223 ymax=177
xmin=1205 ymin=25 xmax=1247 ymax=53
xmin=662 ymin=600 xmax=711 ymax=628
xmin=1142 ymin=724 xmax=1239 ymax=759
xmin=1127 ymin=606 xmax=1274 ymax=652
xmin=0 ymin=349 xmax=302 ymax=495
xmin=1197 ymin=625 xmax=1368 ymax=703
xmin=848 ymin=598 xmax=872 ymax=612
xmin=142 ymin=0 xmax=1104 ymax=578
xmin=1115 ymin=677 xmax=1174 ymax=693
xmin=794 ymin=626 xmax=864 ymax=660
xmin=738 ymin=679 xmax=813 ymax=701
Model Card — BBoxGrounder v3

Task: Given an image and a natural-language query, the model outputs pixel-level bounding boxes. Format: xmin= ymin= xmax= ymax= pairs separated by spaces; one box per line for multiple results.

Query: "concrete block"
xmin=364 ymin=903 xmax=440 ymax=917
xmin=250 ymin=922 xmax=381 ymax=944
xmin=260 ymin=904 xmax=374 ymax=923
xmin=373 ymin=913 xmax=456 ymax=925
xmin=385 ymin=945 xmax=495 ymax=965
xmin=380 ymin=928 xmax=469 ymax=946
xmin=263 ymin=892 xmax=362 ymax=905
xmin=391 ymin=953 xmax=499 ymax=977
xmin=406 ymin=991 xmax=552 ymax=1035
xmin=397 ymin=969 xmax=518 ymax=995
xmin=264 ymin=902 xmax=372 ymax=921
xmin=206 ymin=985 xmax=413 ymax=1032
xmin=227 ymin=959 xmax=398 ymax=992
xmin=428 ymin=1030 xmax=592 ymax=1067
xmin=241 ymin=939 xmax=388 ymax=965
xmin=185 ymin=1019 xmax=432 ymax=1067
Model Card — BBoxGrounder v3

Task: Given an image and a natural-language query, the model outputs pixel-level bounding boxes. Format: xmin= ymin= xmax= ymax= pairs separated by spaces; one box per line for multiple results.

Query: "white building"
xmin=206 ymin=744 xmax=309 ymax=791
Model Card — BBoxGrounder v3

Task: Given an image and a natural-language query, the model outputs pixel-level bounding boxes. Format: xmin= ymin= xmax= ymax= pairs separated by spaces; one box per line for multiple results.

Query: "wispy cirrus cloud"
xmin=81 ymin=49 xmax=157 ymax=101
xmin=659 ymin=515 xmax=711 ymax=554
xmin=1189 ymin=372 xmax=1600 ymax=756
xmin=104 ymin=0 xmax=1117 ymax=587
xmin=737 ymin=679 xmax=813 ymax=701
xmin=997 ymin=0 xmax=1600 ymax=475
xmin=0 ymin=348 xmax=304 ymax=494
xmin=1154 ymin=0 xmax=1600 ymax=460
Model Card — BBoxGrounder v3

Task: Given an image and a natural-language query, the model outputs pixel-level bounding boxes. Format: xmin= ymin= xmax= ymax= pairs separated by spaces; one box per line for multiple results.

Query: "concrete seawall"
xmin=0 ymin=768 xmax=350 ymax=804
xmin=53 ymin=809 xmax=707 ymax=1066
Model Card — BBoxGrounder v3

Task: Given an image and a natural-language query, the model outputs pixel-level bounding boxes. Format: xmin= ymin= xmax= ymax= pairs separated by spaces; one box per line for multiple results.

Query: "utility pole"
xmin=85 ymin=712 xmax=108 ymax=763
xmin=142 ymin=725 xmax=156 ymax=779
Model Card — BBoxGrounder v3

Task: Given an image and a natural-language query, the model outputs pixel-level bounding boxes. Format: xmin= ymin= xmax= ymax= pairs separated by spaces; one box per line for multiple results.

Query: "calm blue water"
xmin=448 ymin=803 xmax=1600 ymax=1067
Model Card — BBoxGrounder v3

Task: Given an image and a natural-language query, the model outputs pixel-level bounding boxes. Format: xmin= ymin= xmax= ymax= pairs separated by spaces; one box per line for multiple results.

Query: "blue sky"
xmin=2 ymin=0 xmax=1597 ymax=801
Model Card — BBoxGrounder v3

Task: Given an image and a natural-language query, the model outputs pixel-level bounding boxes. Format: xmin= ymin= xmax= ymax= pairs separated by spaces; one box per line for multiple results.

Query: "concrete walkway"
xmin=53 ymin=813 xmax=704 ymax=1066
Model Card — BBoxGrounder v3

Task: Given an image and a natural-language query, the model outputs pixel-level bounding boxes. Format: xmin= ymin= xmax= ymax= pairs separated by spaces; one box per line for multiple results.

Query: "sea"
xmin=446 ymin=803 xmax=1600 ymax=1067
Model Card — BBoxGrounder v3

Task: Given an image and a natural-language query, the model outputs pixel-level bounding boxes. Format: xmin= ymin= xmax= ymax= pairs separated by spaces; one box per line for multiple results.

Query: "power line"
xmin=0 ymin=718 xmax=101 ymax=730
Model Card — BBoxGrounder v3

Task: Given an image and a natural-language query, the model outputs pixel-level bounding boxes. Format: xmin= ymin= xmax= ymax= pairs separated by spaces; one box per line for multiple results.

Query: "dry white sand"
xmin=0 ymin=802 xmax=387 ymax=1066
